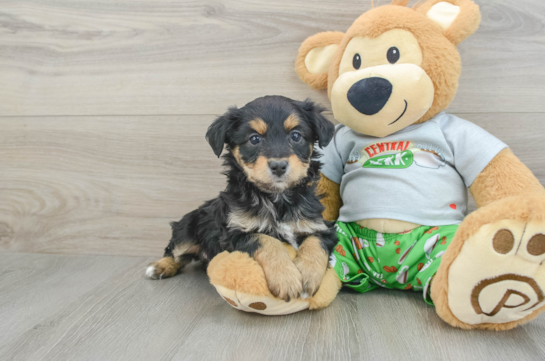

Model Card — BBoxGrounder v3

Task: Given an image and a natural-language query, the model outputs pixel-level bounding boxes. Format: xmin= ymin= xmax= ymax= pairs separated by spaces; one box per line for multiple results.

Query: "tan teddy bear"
xmin=207 ymin=0 xmax=545 ymax=331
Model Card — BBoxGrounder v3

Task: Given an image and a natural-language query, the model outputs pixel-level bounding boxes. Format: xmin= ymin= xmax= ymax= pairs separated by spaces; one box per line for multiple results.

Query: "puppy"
xmin=146 ymin=96 xmax=337 ymax=301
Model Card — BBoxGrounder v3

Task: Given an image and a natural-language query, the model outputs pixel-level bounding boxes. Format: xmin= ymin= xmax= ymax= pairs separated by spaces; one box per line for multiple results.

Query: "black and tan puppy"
xmin=146 ymin=95 xmax=337 ymax=301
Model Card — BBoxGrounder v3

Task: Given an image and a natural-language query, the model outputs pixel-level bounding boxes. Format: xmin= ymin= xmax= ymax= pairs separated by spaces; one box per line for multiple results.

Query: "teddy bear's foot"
xmin=207 ymin=249 xmax=341 ymax=315
xmin=208 ymin=250 xmax=309 ymax=315
xmin=434 ymin=215 xmax=545 ymax=330
xmin=214 ymin=284 xmax=310 ymax=315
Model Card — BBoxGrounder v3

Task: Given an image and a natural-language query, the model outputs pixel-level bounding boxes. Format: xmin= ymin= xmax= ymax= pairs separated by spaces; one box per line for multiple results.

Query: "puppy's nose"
xmin=269 ymin=160 xmax=288 ymax=177
xmin=347 ymin=77 xmax=392 ymax=115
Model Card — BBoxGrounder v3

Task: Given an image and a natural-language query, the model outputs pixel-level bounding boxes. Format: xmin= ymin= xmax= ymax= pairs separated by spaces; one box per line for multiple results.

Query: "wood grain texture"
xmin=0 ymin=252 xmax=544 ymax=361
xmin=1 ymin=0 xmax=545 ymax=116
xmin=0 ymin=115 xmax=224 ymax=256
xmin=1 ymin=113 xmax=544 ymax=256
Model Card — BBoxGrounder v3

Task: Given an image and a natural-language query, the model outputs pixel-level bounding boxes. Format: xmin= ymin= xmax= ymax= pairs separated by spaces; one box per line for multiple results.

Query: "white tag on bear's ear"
xmin=426 ymin=2 xmax=461 ymax=31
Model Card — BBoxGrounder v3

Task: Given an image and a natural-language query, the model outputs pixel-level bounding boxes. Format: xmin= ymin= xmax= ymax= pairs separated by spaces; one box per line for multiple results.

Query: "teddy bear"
xmin=206 ymin=0 xmax=545 ymax=330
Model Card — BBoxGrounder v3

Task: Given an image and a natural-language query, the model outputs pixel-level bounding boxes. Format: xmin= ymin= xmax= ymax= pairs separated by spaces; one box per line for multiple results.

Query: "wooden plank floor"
xmin=1 ymin=252 xmax=545 ymax=361
xmin=1 ymin=0 xmax=545 ymax=360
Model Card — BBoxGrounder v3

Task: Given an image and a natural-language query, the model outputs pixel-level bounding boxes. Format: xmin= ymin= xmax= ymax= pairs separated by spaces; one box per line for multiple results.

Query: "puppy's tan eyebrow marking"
xmin=284 ymin=114 xmax=300 ymax=131
xmin=249 ymin=118 xmax=268 ymax=135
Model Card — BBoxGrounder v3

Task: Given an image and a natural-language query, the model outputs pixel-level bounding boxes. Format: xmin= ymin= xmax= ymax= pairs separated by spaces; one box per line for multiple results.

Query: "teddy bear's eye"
xmin=387 ymin=47 xmax=400 ymax=64
xmin=353 ymin=53 xmax=361 ymax=70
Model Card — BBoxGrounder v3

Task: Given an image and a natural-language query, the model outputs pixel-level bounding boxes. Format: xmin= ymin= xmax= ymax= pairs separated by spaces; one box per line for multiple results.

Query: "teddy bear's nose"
xmin=347 ymin=77 xmax=392 ymax=116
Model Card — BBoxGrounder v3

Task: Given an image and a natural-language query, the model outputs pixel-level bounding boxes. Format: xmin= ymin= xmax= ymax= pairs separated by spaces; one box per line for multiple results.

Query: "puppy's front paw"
xmin=265 ymin=262 xmax=303 ymax=302
xmin=145 ymin=257 xmax=180 ymax=280
xmin=293 ymin=236 xmax=329 ymax=298
xmin=253 ymin=235 xmax=303 ymax=301
xmin=294 ymin=258 xmax=327 ymax=299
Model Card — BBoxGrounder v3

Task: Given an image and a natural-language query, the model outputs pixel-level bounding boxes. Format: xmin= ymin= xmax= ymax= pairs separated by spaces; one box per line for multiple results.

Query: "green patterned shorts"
xmin=331 ymin=222 xmax=458 ymax=305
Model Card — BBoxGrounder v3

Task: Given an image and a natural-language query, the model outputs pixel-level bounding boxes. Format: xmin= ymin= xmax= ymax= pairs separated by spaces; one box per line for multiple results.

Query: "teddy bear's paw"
xmin=145 ymin=257 xmax=180 ymax=280
xmin=213 ymin=285 xmax=310 ymax=315
xmin=446 ymin=219 xmax=545 ymax=328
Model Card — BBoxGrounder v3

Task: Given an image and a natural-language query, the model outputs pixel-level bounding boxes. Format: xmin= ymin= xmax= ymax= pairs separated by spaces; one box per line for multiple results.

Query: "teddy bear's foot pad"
xmin=213 ymin=285 xmax=310 ymax=316
xmin=448 ymin=220 xmax=545 ymax=326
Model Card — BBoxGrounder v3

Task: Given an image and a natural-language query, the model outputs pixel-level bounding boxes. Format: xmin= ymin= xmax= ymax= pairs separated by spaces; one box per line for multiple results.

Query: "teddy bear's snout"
xmin=347 ymin=77 xmax=392 ymax=115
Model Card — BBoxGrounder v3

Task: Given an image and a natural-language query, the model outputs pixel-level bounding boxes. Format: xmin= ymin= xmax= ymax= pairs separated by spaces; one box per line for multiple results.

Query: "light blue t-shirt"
xmin=320 ymin=112 xmax=507 ymax=226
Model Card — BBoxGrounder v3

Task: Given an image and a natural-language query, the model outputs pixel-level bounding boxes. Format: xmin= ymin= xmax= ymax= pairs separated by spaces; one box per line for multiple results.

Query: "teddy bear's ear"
xmin=415 ymin=0 xmax=481 ymax=44
xmin=295 ymin=31 xmax=344 ymax=90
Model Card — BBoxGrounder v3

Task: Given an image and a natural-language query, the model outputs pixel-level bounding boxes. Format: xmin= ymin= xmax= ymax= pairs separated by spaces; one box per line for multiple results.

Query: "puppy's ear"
xmin=295 ymin=99 xmax=335 ymax=148
xmin=206 ymin=107 xmax=239 ymax=157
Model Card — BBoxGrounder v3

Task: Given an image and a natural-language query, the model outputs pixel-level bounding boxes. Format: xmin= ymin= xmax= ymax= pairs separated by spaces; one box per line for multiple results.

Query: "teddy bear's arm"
xmin=317 ymin=173 xmax=343 ymax=221
xmin=469 ymin=148 xmax=545 ymax=208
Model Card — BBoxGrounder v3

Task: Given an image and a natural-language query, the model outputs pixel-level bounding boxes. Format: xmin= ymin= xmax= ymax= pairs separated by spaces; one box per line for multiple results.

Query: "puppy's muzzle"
xmin=347 ymin=77 xmax=392 ymax=115
xmin=269 ymin=160 xmax=288 ymax=177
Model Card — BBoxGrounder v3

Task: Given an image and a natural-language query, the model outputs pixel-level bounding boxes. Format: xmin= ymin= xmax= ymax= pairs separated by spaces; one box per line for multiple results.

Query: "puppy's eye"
xmin=387 ymin=47 xmax=400 ymax=64
xmin=353 ymin=53 xmax=361 ymax=70
xmin=290 ymin=131 xmax=302 ymax=142
xmin=249 ymin=134 xmax=261 ymax=145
